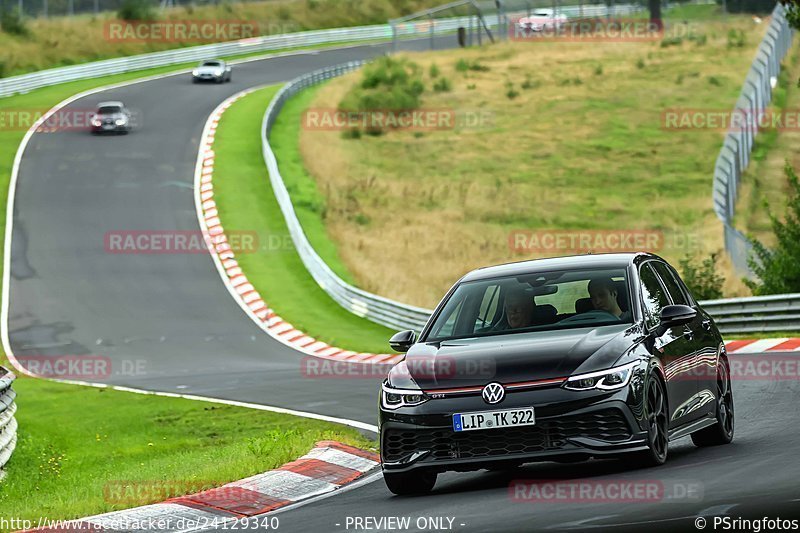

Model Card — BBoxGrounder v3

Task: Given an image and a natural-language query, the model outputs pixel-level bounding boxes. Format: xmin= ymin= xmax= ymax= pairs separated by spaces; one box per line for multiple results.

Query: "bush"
xmin=0 ymin=7 xmax=30 ymax=36
xmin=433 ymin=76 xmax=452 ymax=92
xmin=521 ymin=74 xmax=540 ymax=89
xmin=679 ymin=253 xmax=725 ymax=300
xmin=660 ymin=36 xmax=683 ymax=47
xmin=429 ymin=63 xmax=439 ymax=78
xmin=745 ymin=162 xmax=800 ymax=295
xmin=117 ymin=0 xmax=156 ymax=21
xmin=338 ymin=56 xmax=425 ymax=135
xmin=505 ymin=81 xmax=519 ymax=99
xmin=594 ymin=64 xmax=603 ymax=76
xmin=636 ymin=58 xmax=646 ymax=69
xmin=455 ymin=58 xmax=489 ymax=73
xmin=726 ymin=28 xmax=746 ymax=48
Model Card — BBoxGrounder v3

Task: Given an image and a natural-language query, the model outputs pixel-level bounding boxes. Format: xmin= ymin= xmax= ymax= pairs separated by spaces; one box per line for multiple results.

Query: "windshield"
xmin=97 ymin=106 xmax=122 ymax=115
xmin=202 ymin=61 xmax=222 ymax=67
xmin=425 ymin=268 xmax=632 ymax=342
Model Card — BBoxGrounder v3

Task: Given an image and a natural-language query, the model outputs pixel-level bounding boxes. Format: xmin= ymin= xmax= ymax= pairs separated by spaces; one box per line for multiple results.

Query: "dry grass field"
xmin=294 ymin=9 xmax=776 ymax=308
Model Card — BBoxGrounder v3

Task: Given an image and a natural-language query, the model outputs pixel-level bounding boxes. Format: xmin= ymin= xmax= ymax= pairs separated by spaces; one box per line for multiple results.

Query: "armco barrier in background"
xmin=0 ymin=367 xmax=18 ymax=480
xmin=712 ymin=2 xmax=794 ymax=275
xmin=261 ymin=62 xmax=800 ymax=335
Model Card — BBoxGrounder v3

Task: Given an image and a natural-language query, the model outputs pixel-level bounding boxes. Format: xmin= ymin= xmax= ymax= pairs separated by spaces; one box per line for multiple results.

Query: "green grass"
xmin=0 ymin=377 xmax=375 ymax=523
xmin=211 ymin=86 xmax=397 ymax=354
xmin=270 ymin=85 xmax=358 ymax=284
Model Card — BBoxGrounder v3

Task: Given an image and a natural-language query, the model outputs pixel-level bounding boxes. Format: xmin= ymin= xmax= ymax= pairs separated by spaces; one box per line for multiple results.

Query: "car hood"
xmin=196 ymin=66 xmax=223 ymax=74
xmin=389 ymin=324 xmax=641 ymax=390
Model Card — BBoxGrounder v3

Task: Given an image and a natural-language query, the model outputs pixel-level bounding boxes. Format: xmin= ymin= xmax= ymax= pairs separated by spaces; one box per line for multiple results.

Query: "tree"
xmin=679 ymin=253 xmax=725 ymax=300
xmin=783 ymin=0 xmax=800 ymax=30
xmin=744 ymin=161 xmax=800 ymax=295
xmin=648 ymin=0 xmax=662 ymax=29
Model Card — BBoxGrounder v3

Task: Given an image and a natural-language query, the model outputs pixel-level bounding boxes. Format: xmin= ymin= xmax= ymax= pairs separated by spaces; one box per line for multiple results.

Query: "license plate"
xmin=453 ymin=407 xmax=535 ymax=432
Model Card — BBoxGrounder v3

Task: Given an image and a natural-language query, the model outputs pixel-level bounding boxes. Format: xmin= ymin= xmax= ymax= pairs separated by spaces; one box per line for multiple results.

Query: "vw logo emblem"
xmin=482 ymin=382 xmax=505 ymax=404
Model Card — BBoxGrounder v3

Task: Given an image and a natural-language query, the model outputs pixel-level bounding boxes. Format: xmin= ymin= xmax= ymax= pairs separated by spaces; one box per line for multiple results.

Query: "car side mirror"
xmin=389 ymin=330 xmax=417 ymax=353
xmin=656 ymin=304 xmax=697 ymax=335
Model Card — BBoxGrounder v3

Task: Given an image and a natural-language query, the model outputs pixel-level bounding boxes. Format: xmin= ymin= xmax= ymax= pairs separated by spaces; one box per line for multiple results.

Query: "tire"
xmin=383 ymin=469 xmax=437 ymax=496
xmin=692 ymin=360 xmax=734 ymax=447
xmin=631 ymin=374 xmax=669 ymax=467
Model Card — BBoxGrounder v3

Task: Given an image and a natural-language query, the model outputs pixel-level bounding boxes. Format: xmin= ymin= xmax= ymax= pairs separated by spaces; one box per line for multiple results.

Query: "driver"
xmin=587 ymin=278 xmax=631 ymax=321
xmin=503 ymin=286 xmax=535 ymax=329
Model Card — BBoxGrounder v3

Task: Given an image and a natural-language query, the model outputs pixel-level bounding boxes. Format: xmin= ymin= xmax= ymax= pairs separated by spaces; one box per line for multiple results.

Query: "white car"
xmin=517 ymin=9 xmax=567 ymax=32
xmin=90 ymin=101 xmax=132 ymax=134
xmin=192 ymin=60 xmax=232 ymax=83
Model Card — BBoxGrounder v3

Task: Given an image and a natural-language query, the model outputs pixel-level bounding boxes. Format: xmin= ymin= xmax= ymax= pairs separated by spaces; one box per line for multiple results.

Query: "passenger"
xmin=503 ymin=287 xmax=535 ymax=329
xmin=587 ymin=278 xmax=631 ymax=321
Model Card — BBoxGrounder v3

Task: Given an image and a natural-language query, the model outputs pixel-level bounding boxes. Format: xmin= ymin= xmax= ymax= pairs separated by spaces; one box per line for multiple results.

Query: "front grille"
xmin=382 ymin=409 xmax=631 ymax=462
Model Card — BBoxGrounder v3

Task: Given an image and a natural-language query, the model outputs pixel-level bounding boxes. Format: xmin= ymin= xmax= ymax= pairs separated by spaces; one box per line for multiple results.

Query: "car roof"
xmin=460 ymin=252 xmax=656 ymax=283
xmin=97 ymin=101 xmax=124 ymax=108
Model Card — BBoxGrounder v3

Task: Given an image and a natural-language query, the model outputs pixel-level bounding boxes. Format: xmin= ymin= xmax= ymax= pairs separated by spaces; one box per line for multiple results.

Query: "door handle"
xmin=702 ymin=319 xmax=712 ymax=331
xmin=683 ymin=327 xmax=694 ymax=341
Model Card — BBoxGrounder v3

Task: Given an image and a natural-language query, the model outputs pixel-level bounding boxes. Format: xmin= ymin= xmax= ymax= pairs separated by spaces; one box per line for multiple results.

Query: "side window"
xmin=652 ymin=262 xmax=689 ymax=306
xmin=639 ymin=263 xmax=670 ymax=329
xmin=476 ymin=284 xmax=500 ymax=329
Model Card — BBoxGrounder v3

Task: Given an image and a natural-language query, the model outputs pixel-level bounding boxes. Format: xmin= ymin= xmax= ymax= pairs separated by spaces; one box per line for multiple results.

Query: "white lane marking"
xmin=697 ymin=503 xmax=737 ymax=516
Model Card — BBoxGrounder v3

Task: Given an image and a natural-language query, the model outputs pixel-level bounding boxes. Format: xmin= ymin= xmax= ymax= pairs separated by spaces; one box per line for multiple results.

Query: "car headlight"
xmin=562 ymin=362 xmax=638 ymax=391
xmin=91 ymin=119 xmax=102 ymax=127
xmin=115 ymin=118 xmax=127 ymax=126
xmin=381 ymin=382 xmax=428 ymax=410
xmin=192 ymin=69 xmax=199 ymax=76
xmin=216 ymin=69 xmax=224 ymax=76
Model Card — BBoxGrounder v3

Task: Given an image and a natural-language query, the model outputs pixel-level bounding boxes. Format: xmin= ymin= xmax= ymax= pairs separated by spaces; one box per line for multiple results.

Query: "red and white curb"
xmin=192 ymin=89 xmax=401 ymax=367
xmin=724 ymin=338 xmax=800 ymax=354
xmin=25 ymin=441 xmax=379 ymax=532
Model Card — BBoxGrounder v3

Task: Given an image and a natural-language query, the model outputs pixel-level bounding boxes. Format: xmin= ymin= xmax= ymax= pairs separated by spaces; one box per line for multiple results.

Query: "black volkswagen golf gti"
xmin=379 ymin=253 xmax=734 ymax=495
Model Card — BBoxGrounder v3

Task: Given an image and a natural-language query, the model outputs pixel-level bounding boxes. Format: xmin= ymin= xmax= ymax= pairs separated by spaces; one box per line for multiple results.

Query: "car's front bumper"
xmin=193 ymin=74 xmax=224 ymax=82
xmin=91 ymin=123 xmax=128 ymax=133
xmin=379 ymin=386 xmax=648 ymax=474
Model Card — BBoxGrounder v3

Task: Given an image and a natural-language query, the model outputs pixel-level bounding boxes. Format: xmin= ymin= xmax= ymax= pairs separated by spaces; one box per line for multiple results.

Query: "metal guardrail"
xmin=700 ymin=293 xmax=800 ymax=334
xmin=261 ymin=61 xmax=432 ymax=333
xmin=0 ymin=367 xmax=18 ymax=479
xmin=713 ymin=2 xmax=794 ymax=274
